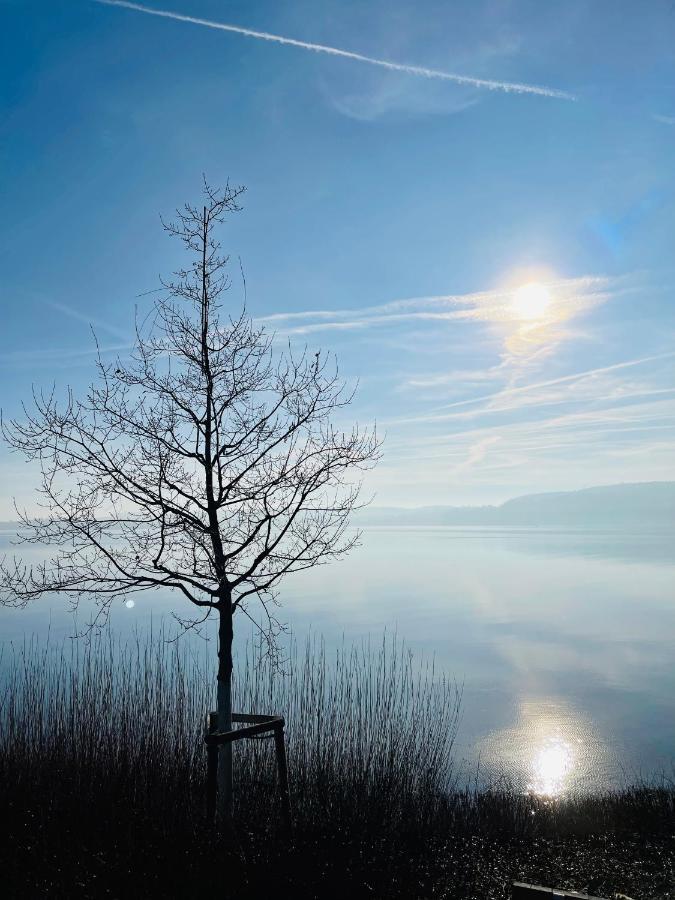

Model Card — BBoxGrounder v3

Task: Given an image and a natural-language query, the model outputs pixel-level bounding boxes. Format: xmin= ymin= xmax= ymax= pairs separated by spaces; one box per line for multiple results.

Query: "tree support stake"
xmin=205 ymin=711 xmax=292 ymax=834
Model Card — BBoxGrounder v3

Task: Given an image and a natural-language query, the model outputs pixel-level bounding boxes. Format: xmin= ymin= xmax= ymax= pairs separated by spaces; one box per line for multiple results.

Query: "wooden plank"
xmin=209 ymin=711 xmax=282 ymax=726
xmin=204 ymin=710 xmax=293 ymax=831
xmin=273 ymin=721 xmax=292 ymax=835
xmin=232 ymin=712 xmax=283 ymax=725
xmin=513 ymin=883 xmax=609 ymax=900
xmin=204 ymin=718 xmax=283 ymax=745
xmin=205 ymin=711 xmax=218 ymax=824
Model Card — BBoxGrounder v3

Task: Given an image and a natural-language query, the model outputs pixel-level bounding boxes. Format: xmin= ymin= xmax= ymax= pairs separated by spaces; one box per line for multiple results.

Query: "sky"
xmin=1 ymin=0 xmax=674 ymax=513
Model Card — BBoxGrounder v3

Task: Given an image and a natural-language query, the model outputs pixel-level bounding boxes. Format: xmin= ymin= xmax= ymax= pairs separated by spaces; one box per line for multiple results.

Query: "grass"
xmin=0 ymin=631 xmax=673 ymax=899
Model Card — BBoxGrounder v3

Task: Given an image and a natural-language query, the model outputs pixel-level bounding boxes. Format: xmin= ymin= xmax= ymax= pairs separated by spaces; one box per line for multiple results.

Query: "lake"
xmin=1 ymin=525 xmax=673 ymax=796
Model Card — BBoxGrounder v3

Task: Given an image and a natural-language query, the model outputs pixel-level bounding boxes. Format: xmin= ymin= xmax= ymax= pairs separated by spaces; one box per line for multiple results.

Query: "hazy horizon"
xmin=360 ymin=479 xmax=675 ymax=510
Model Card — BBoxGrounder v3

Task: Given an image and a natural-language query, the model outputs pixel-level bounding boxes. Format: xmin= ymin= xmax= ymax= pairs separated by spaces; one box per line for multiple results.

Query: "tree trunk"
xmin=217 ymin=600 xmax=234 ymax=822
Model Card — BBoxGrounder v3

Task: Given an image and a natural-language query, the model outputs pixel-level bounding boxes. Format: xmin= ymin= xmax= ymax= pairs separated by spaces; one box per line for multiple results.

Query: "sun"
xmin=511 ymin=282 xmax=552 ymax=320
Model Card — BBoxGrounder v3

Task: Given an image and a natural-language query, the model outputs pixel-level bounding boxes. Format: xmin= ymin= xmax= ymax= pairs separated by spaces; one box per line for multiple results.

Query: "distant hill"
xmin=355 ymin=482 xmax=675 ymax=529
xmin=2 ymin=483 xmax=673 ymax=533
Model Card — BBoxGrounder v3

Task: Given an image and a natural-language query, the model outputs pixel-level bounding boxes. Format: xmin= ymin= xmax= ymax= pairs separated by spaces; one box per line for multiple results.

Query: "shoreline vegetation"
xmin=1 ymin=633 xmax=673 ymax=898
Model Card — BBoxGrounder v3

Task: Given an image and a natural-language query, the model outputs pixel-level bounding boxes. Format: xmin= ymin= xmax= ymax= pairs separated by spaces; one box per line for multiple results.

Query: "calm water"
xmin=1 ymin=526 xmax=673 ymax=795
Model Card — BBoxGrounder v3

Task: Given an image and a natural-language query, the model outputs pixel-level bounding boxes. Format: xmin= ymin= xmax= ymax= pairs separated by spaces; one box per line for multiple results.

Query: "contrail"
xmin=93 ymin=0 xmax=575 ymax=100
xmin=395 ymin=351 xmax=675 ymax=424
xmin=437 ymin=350 xmax=675 ymax=410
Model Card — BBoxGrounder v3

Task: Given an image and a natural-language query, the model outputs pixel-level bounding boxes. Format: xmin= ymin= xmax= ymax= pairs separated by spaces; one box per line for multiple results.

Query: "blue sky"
xmin=1 ymin=0 xmax=674 ymax=513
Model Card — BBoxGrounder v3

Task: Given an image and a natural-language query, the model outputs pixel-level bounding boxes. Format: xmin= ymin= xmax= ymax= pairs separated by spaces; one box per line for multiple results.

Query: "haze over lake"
xmin=3 ymin=487 xmax=672 ymax=798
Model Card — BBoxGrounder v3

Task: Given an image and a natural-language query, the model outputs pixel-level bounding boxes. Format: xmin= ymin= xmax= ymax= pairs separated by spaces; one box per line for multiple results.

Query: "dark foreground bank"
xmin=1 ymin=634 xmax=673 ymax=899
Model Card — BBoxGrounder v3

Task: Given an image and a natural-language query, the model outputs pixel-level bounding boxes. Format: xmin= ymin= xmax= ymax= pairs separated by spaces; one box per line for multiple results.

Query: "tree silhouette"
xmin=0 ymin=180 xmax=380 ymax=819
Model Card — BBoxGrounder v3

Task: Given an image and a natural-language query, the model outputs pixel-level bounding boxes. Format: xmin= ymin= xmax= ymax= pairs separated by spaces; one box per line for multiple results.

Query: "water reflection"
xmin=1 ymin=525 xmax=672 ymax=788
xmin=528 ymin=736 xmax=576 ymax=797
xmin=477 ymin=698 xmax=616 ymax=796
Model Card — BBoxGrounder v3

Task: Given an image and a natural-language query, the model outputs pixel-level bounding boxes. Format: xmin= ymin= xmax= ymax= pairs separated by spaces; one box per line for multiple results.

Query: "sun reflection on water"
xmin=475 ymin=699 xmax=614 ymax=797
xmin=528 ymin=736 xmax=575 ymax=797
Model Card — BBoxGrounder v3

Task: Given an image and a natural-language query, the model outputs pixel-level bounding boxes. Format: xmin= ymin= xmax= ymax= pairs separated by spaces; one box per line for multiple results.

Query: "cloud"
xmin=304 ymin=274 xmax=670 ymax=503
xmin=325 ymin=72 xmax=482 ymax=123
xmin=93 ymin=0 xmax=575 ymax=100
xmin=370 ymin=353 xmax=675 ymax=506
xmin=261 ymin=276 xmax=615 ymax=384
xmin=0 ymin=344 xmax=130 ymax=370
xmin=390 ymin=351 xmax=675 ymax=426
xmin=376 ymin=389 xmax=675 ymax=503
xmin=0 ymin=300 xmax=132 ymax=370
xmin=321 ymin=25 xmax=525 ymax=122
xmin=262 ymin=276 xmax=611 ymax=327
xmin=453 ymin=434 xmax=502 ymax=474
xmin=47 ymin=300 xmax=129 ymax=342
xmin=653 ymin=114 xmax=675 ymax=126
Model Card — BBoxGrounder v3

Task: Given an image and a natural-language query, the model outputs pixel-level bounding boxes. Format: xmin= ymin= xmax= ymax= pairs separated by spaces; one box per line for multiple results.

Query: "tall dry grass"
xmin=0 ymin=630 xmax=460 ymax=832
xmin=0 ymin=630 xmax=672 ymax=898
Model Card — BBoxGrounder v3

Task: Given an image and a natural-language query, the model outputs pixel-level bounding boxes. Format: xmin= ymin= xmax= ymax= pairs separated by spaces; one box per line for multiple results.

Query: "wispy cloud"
xmin=266 ymin=269 xmax=669 ymax=503
xmin=365 ymin=330 xmax=674 ymax=501
xmin=322 ymin=27 xmax=524 ymax=122
xmin=261 ymin=276 xmax=615 ymax=383
xmin=261 ymin=276 xmax=611 ymax=328
xmin=391 ymin=351 xmax=675 ymax=426
xmin=328 ymin=79 xmax=481 ymax=123
xmin=453 ymin=434 xmax=502 ymax=474
xmin=375 ymin=388 xmax=675 ymax=499
xmin=264 ymin=274 xmax=671 ymax=500
xmin=47 ymin=300 xmax=129 ymax=342
xmin=653 ymin=114 xmax=675 ymax=126
xmin=93 ymin=0 xmax=575 ymax=100
xmin=0 ymin=344 xmax=130 ymax=370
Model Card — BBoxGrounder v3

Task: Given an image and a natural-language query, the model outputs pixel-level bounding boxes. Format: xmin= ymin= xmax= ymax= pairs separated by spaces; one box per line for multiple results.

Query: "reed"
xmin=233 ymin=634 xmax=461 ymax=832
xmin=0 ymin=630 xmax=672 ymax=899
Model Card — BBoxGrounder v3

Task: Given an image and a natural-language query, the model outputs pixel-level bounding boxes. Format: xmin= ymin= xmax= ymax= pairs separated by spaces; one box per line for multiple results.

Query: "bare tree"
xmin=0 ymin=181 xmax=380 ymax=819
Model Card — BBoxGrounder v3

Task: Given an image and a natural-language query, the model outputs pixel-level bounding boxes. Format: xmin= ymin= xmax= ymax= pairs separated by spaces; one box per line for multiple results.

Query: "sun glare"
xmin=511 ymin=282 xmax=552 ymax=320
xmin=528 ymin=738 xmax=575 ymax=797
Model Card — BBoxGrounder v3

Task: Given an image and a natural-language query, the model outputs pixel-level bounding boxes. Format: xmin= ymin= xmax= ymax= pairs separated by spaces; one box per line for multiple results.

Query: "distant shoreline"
xmin=2 ymin=481 xmax=674 ymax=531
xmin=355 ymin=481 xmax=675 ymax=528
